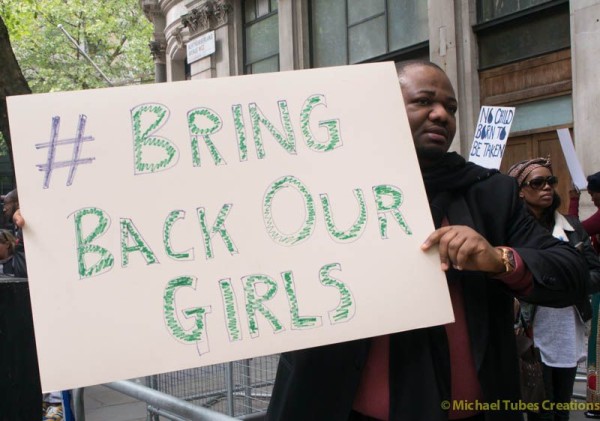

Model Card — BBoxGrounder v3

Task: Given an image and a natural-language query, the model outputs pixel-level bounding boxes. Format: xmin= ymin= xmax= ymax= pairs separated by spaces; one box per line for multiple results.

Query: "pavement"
xmin=570 ymin=378 xmax=595 ymax=421
xmin=83 ymin=381 xmax=148 ymax=421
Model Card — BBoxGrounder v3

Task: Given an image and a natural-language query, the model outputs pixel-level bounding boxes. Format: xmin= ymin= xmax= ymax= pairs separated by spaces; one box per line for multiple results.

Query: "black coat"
xmin=547 ymin=214 xmax=600 ymax=321
xmin=266 ymin=173 xmax=589 ymax=421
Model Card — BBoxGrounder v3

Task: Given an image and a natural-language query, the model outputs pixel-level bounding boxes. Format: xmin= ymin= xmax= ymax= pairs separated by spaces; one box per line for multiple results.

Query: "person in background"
xmin=0 ymin=228 xmax=26 ymax=277
xmin=508 ymin=158 xmax=600 ymax=421
xmin=265 ymin=60 xmax=590 ymax=421
xmin=3 ymin=189 xmax=21 ymax=235
xmin=570 ymin=172 xmax=600 ymax=253
xmin=3 ymin=191 xmax=65 ymax=420
xmin=2 ymin=189 xmax=25 ymax=267
xmin=569 ymin=171 xmax=600 ymax=419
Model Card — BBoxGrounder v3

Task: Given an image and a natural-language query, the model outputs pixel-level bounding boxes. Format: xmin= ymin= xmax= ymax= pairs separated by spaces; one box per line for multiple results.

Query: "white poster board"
xmin=468 ymin=106 xmax=515 ymax=169
xmin=557 ymin=128 xmax=587 ymax=190
xmin=7 ymin=62 xmax=453 ymax=392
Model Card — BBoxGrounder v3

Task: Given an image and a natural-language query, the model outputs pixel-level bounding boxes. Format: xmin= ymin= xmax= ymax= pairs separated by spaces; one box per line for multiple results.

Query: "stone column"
xmin=570 ymin=0 xmax=600 ymax=217
xmin=427 ymin=0 xmax=462 ymax=153
xmin=278 ymin=0 xmax=309 ymax=71
xmin=149 ymin=39 xmax=167 ymax=82
xmin=453 ymin=0 xmax=480 ymax=157
xmin=571 ymin=1 xmax=600 ymax=175
xmin=141 ymin=0 xmax=168 ymax=83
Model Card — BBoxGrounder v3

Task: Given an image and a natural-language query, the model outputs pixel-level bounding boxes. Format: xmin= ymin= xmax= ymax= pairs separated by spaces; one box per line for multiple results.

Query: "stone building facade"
xmin=141 ymin=0 xmax=600 ymax=214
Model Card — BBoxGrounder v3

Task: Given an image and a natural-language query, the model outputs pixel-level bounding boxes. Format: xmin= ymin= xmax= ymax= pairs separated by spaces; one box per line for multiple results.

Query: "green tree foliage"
xmin=0 ymin=15 xmax=29 ymax=171
xmin=0 ymin=132 xmax=8 ymax=156
xmin=0 ymin=0 xmax=154 ymax=93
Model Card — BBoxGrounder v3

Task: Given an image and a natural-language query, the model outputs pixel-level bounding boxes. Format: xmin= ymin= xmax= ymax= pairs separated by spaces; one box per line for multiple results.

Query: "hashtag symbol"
xmin=35 ymin=115 xmax=96 ymax=189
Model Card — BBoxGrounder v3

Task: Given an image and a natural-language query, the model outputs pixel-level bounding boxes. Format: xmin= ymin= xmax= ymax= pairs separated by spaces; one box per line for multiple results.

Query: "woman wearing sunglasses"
xmin=508 ymin=157 xmax=600 ymax=421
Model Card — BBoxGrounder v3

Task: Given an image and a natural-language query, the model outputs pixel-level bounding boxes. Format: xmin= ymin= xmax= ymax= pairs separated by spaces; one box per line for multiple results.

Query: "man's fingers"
xmin=422 ymin=226 xmax=463 ymax=271
xmin=454 ymin=237 xmax=482 ymax=270
xmin=13 ymin=209 xmax=24 ymax=228
xmin=421 ymin=226 xmax=453 ymax=250
xmin=422 ymin=225 xmax=503 ymax=273
xmin=447 ymin=235 xmax=469 ymax=270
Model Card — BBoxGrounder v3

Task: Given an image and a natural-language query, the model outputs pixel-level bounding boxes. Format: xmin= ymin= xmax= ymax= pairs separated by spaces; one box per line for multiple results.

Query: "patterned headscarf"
xmin=506 ymin=157 xmax=552 ymax=187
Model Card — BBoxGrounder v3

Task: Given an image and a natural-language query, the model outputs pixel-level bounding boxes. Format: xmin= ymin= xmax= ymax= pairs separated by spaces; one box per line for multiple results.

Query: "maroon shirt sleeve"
xmin=569 ymin=196 xmax=580 ymax=218
xmin=568 ymin=196 xmax=600 ymax=236
xmin=493 ymin=249 xmax=533 ymax=296
xmin=582 ymin=210 xmax=600 ymax=237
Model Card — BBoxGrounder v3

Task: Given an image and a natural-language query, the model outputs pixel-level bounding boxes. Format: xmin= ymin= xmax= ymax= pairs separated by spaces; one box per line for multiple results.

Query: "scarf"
xmin=421 ymin=152 xmax=498 ymax=227
xmin=399 ymin=153 xmax=498 ymax=416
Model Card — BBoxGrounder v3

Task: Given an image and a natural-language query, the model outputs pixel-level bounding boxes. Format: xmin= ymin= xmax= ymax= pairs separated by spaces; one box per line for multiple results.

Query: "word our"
xmin=163 ymin=262 xmax=354 ymax=355
xmin=131 ymin=94 xmax=342 ymax=174
xmin=72 ymin=177 xmax=412 ymax=279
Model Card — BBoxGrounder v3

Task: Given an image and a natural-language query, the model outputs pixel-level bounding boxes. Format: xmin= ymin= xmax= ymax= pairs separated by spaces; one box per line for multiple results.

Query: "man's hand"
xmin=421 ymin=225 xmax=505 ymax=273
xmin=13 ymin=209 xmax=24 ymax=228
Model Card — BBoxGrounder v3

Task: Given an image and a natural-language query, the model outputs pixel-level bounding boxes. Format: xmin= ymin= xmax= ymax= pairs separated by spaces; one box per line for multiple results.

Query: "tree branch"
xmin=108 ymin=35 xmax=127 ymax=65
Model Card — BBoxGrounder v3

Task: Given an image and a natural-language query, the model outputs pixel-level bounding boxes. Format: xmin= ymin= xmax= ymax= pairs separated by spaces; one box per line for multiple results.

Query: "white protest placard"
xmin=7 ymin=62 xmax=453 ymax=392
xmin=468 ymin=106 xmax=515 ymax=169
xmin=557 ymin=128 xmax=587 ymax=190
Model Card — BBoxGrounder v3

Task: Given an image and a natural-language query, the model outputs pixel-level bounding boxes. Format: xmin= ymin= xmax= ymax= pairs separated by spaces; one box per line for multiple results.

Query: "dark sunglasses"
xmin=521 ymin=175 xmax=558 ymax=190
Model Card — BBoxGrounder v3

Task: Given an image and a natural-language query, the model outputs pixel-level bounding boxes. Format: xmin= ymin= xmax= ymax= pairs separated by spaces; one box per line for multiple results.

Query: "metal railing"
xmin=146 ymin=356 xmax=278 ymax=419
xmin=73 ymin=380 xmax=239 ymax=421
xmin=73 ymin=359 xmax=589 ymax=420
xmin=72 ymin=355 xmax=278 ymax=421
xmin=107 ymin=380 xmax=237 ymax=421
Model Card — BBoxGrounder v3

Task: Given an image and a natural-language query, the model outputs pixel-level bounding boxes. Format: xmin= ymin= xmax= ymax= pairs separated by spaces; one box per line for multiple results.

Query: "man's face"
xmin=3 ymin=194 xmax=17 ymax=221
xmin=399 ymin=64 xmax=457 ymax=167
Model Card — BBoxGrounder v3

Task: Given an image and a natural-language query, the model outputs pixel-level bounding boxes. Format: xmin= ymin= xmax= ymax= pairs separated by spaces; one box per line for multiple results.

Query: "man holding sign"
xmin=266 ymin=61 xmax=589 ymax=421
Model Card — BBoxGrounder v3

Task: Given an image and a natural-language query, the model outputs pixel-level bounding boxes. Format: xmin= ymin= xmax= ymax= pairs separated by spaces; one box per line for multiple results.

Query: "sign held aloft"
xmin=557 ymin=128 xmax=587 ymax=190
xmin=468 ymin=106 xmax=515 ymax=169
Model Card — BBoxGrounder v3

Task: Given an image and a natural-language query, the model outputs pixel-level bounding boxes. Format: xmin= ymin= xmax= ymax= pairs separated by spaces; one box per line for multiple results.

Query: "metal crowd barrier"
xmin=106 ymin=380 xmax=238 ymax=421
xmin=71 ymin=354 xmax=278 ymax=421
xmin=146 ymin=356 xmax=278 ymax=420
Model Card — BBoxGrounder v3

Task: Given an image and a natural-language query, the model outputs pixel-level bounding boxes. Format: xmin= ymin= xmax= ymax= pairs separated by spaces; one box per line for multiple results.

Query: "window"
xmin=243 ymin=0 xmax=279 ymax=74
xmin=475 ymin=0 xmax=570 ymax=69
xmin=510 ymin=96 xmax=573 ymax=133
xmin=477 ymin=0 xmax=555 ymax=23
xmin=311 ymin=0 xmax=428 ymax=68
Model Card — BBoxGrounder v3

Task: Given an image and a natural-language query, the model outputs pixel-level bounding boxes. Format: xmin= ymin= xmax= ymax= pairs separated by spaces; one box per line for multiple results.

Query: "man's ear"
xmin=518 ymin=191 xmax=524 ymax=198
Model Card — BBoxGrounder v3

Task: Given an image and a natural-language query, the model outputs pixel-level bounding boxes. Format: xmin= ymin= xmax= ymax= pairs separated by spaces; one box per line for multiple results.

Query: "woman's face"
xmin=519 ymin=167 xmax=556 ymax=216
